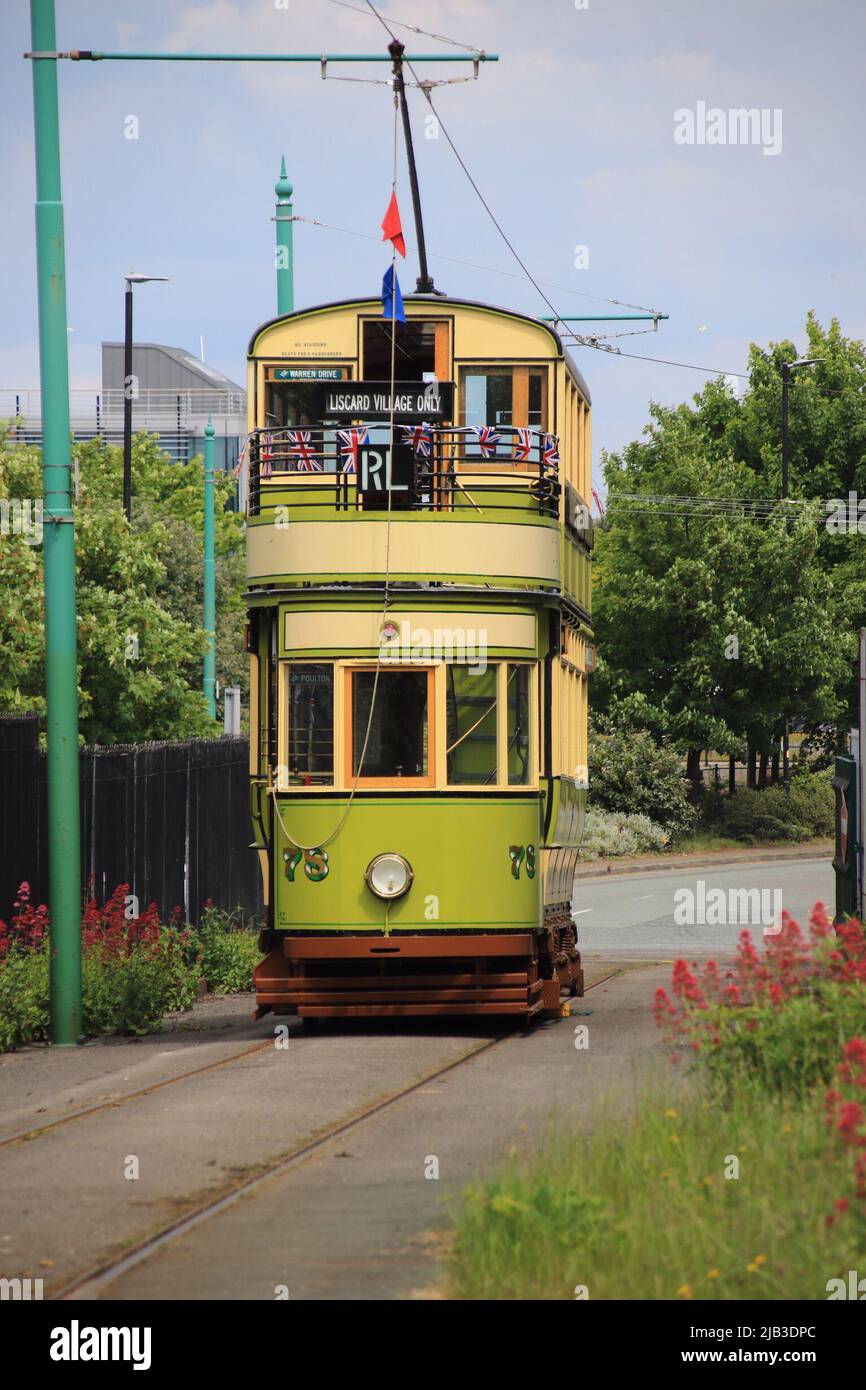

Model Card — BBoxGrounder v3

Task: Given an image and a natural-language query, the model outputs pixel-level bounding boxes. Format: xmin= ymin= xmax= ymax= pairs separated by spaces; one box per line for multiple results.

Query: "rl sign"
xmin=358 ymin=443 xmax=416 ymax=499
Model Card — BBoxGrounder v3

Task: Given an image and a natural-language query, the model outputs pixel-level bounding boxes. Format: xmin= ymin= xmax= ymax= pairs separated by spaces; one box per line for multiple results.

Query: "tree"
xmin=592 ymin=350 xmax=854 ymax=798
xmin=0 ymin=431 xmax=246 ymax=744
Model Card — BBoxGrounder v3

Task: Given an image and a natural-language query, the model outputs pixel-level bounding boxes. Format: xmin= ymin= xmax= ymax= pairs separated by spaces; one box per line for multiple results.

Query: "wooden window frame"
xmin=343 ymin=664 xmax=437 ymax=789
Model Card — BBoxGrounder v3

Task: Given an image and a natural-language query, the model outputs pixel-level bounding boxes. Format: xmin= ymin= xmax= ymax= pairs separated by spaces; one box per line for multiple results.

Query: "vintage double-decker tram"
xmin=246 ymin=292 xmax=594 ymax=1020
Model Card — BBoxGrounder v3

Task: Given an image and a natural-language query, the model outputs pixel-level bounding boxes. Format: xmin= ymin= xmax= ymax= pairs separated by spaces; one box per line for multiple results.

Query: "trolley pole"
xmin=275 ymin=156 xmax=294 ymax=315
xmin=29 ymin=0 xmax=81 ymax=1045
xmin=203 ymin=417 xmax=217 ymax=719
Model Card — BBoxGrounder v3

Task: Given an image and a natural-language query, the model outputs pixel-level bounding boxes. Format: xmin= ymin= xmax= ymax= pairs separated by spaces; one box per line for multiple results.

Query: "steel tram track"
xmin=55 ymin=971 xmax=620 ymax=1301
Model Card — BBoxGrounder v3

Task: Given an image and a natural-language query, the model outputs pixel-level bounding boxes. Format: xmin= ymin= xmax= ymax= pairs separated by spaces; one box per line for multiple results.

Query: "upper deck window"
xmin=460 ymin=366 xmax=548 ymax=455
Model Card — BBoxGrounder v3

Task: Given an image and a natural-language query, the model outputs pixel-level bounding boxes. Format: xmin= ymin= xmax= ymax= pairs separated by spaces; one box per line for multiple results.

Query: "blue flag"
xmin=381 ymin=264 xmax=406 ymax=323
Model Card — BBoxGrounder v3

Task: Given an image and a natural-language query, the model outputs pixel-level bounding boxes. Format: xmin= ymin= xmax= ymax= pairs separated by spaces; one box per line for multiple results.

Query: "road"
xmin=0 ymin=854 xmax=833 ymax=1301
xmin=572 ymin=854 xmax=833 ymax=959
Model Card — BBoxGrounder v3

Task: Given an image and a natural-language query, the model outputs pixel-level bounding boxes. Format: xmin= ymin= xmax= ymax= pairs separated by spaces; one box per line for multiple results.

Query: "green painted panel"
xmin=272 ymin=796 xmax=542 ymax=932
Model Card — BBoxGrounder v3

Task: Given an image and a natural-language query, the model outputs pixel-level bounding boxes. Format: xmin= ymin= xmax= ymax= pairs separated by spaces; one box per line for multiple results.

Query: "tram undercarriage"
xmin=253 ymin=910 xmax=583 ymax=1022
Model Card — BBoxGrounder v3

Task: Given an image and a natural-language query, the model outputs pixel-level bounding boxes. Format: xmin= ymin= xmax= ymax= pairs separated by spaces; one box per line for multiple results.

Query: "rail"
xmin=244 ymin=423 xmax=561 ymax=520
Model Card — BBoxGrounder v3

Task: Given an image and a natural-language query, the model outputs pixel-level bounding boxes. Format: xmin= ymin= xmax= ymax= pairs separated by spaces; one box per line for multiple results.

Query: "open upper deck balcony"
xmin=243 ymin=422 xmax=561 ymax=523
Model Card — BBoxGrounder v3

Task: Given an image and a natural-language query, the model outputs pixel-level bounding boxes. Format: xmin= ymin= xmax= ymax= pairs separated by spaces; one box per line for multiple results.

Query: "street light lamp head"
xmin=124 ymin=272 xmax=170 ymax=284
xmin=789 ymin=357 xmax=824 ymax=369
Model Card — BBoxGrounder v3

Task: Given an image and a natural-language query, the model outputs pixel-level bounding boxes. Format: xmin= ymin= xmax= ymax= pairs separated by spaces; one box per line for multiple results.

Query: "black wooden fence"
xmin=0 ymin=716 xmax=263 ymax=924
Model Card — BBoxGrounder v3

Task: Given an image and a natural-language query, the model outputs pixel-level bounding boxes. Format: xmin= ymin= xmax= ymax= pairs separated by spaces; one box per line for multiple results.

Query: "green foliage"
xmin=0 ymin=951 xmax=50 ymax=1052
xmin=447 ymin=1086 xmax=863 ymax=1301
xmin=589 ymin=716 xmax=697 ymax=836
xmin=0 ymin=432 xmax=246 ymax=743
xmin=592 ymin=314 xmax=864 ymax=773
xmin=81 ymin=927 xmax=201 ymax=1037
xmin=696 ymin=983 xmax=866 ymax=1098
xmin=698 ymin=772 xmax=834 ymax=843
xmin=191 ymin=905 xmax=260 ymax=994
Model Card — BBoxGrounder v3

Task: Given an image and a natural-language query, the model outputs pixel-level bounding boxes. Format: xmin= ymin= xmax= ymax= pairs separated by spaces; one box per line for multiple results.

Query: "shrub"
xmin=0 ymin=950 xmax=50 ymax=1052
xmin=653 ymin=905 xmax=866 ymax=1095
xmin=81 ymin=926 xmax=201 ymax=1036
xmin=581 ymin=807 xmax=669 ymax=859
xmin=192 ymin=903 xmax=260 ymax=994
xmin=698 ymin=773 xmax=834 ymax=844
xmin=788 ymin=770 xmax=835 ymax=837
xmin=711 ymin=786 xmax=809 ymax=843
xmin=0 ymin=881 xmax=260 ymax=1050
xmin=589 ymin=721 xmax=696 ymax=838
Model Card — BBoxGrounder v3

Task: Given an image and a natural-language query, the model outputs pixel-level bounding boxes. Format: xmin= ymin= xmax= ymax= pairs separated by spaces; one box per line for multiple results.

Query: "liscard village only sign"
xmin=324 ymin=381 xmax=453 ymax=421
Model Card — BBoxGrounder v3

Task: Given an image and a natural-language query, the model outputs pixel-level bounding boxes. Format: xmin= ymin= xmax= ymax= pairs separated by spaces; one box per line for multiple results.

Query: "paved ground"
xmin=572 ymin=854 xmax=833 ymax=960
xmin=0 ymin=852 xmax=833 ymax=1301
xmin=81 ymin=963 xmax=667 ymax=1301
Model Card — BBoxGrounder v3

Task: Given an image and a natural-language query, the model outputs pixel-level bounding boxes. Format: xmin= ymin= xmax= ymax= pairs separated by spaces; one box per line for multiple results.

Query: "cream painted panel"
xmin=283 ymin=610 xmax=536 ymax=652
xmin=248 ymin=520 xmax=560 ymax=582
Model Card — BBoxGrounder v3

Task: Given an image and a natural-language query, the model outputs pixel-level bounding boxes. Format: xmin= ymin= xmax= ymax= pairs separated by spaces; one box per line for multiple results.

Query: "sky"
xmin=3 ymin=0 xmax=865 ymax=494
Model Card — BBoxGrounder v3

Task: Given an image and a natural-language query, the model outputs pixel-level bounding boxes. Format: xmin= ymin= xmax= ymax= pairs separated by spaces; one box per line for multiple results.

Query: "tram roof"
xmin=247 ymin=294 xmax=592 ymax=405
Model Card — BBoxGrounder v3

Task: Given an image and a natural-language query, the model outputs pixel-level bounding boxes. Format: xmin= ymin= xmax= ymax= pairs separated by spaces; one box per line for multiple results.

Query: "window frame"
xmin=343 ymin=664 xmax=437 ymax=789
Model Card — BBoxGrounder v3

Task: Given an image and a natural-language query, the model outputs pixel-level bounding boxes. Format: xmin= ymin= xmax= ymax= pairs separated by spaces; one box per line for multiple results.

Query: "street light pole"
xmin=122 ymin=272 xmax=169 ymax=523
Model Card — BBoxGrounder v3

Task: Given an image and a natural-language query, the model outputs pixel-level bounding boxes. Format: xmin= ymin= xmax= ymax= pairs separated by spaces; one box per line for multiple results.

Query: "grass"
xmin=446 ymin=1080 xmax=866 ymax=1300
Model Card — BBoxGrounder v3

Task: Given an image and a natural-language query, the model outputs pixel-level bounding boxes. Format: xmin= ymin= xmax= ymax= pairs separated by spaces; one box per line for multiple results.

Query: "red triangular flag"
xmin=381 ymin=191 xmax=406 ymax=258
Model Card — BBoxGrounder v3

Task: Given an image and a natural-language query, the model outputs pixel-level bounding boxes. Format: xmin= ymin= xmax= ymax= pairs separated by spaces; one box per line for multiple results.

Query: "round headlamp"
xmin=365 ymin=852 xmax=413 ymax=900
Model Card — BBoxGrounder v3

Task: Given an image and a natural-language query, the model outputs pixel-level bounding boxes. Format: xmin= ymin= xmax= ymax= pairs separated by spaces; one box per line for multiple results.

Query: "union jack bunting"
xmin=337 ymin=426 xmax=369 ymax=473
xmin=542 ymin=432 xmax=560 ymax=467
xmin=473 ymin=425 xmax=501 ymax=459
xmin=287 ymin=429 xmax=321 ymax=472
xmin=400 ymin=422 xmax=432 ymax=457
xmin=259 ymin=431 xmax=274 ymax=480
xmin=514 ymin=428 xmax=533 ymax=462
xmin=234 ymin=432 xmax=252 ymax=478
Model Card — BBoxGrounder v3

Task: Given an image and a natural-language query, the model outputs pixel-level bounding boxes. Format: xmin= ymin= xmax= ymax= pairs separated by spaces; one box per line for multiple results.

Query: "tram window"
xmin=362 ymin=320 xmax=437 ymax=380
xmin=463 ymin=369 xmax=513 ymax=429
xmin=287 ymin=664 xmax=334 ymax=785
xmin=506 ymin=664 xmax=532 ymax=785
xmin=528 ymin=372 xmax=544 ymax=427
xmin=446 ymin=665 xmax=498 ymax=786
xmin=267 ymin=382 xmax=321 ymax=429
xmin=351 ymin=670 xmax=430 ymax=781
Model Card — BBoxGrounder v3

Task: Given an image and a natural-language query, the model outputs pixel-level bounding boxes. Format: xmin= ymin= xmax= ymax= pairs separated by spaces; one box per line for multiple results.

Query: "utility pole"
xmin=203 ymin=417 xmax=217 ymax=719
xmin=275 ymin=156 xmax=294 ymax=315
xmin=29 ymin=0 xmax=81 ymax=1045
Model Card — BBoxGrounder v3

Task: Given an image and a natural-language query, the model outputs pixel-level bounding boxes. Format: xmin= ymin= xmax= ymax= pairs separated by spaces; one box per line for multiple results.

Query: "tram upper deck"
xmin=244 ymin=295 xmax=593 ymax=610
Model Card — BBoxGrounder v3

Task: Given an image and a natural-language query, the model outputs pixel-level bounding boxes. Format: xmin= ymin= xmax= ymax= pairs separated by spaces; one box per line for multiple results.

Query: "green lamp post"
xmin=275 ymin=156 xmax=294 ymax=315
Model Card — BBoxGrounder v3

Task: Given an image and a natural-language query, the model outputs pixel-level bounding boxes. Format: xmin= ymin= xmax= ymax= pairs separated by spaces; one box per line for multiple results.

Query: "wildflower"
xmin=665 ymin=1108 xmax=678 ymax=1119
xmin=753 ymin=1254 xmax=767 ymax=1266
xmin=676 ymin=1284 xmax=693 ymax=1300
xmin=707 ymin=1269 xmax=720 ymax=1280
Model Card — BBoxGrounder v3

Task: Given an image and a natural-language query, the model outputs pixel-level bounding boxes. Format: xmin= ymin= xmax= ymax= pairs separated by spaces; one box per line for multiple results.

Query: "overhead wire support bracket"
xmin=30 ymin=50 xmax=498 ymax=64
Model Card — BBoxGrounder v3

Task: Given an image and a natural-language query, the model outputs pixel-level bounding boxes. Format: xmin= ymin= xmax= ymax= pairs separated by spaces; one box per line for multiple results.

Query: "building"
xmin=2 ymin=343 xmax=247 ymax=473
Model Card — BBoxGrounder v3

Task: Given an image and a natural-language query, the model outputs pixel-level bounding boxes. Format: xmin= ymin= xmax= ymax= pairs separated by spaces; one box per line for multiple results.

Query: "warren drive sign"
xmin=324 ymin=381 xmax=453 ymax=421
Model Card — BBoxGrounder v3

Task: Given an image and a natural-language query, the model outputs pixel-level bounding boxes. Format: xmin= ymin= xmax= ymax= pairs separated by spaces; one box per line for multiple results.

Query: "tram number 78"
xmin=284 ymin=847 xmax=330 ymax=882
xmin=509 ymin=844 xmax=536 ymax=880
